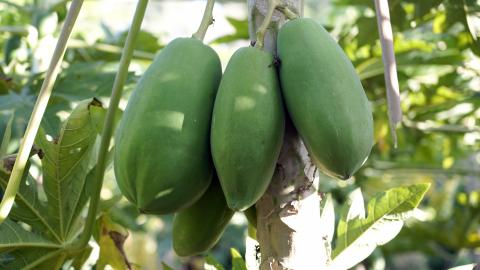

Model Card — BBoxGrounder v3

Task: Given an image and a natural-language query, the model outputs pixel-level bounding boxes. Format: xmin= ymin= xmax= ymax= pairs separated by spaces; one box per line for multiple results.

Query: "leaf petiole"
xmin=0 ymin=0 xmax=84 ymax=225
xmin=72 ymin=0 xmax=150 ymax=251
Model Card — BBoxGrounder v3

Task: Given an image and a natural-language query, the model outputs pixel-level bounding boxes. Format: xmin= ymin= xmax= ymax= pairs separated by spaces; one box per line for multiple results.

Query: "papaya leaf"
xmin=65 ymin=165 xmax=97 ymax=240
xmin=0 ymin=92 xmax=36 ymax=136
xmin=212 ymin=17 xmax=249 ymax=44
xmin=410 ymin=0 xmax=443 ymax=22
xmin=35 ymin=98 xmax=105 ymax=241
xmin=0 ymin=111 xmax=13 ymax=157
xmin=0 ymin=219 xmax=61 ymax=253
xmin=0 ymin=86 xmax=71 ymax=138
xmin=0 ymin=159 xmax=60 ymax=242
xmin=3 ymin=35 xmax=22 ymax=65
xmin=356 ymin=50 xmax=464 ymax=80
xmin=204 ymin=254 xmax=225 ymax=270
xmin=355 ymin=17 xmax=377 ymax=47
xmin=89 ymin=101 xmax=122 ymax=136
xmin=231 ymin=248 xmax=247 ymax=270
xmin=35 ymin=62 xmax=138 ymax=102
xmin=0 ymin=248 xmax=65 ymax=270
xmin=336 ymin=188 xmax=366 ymax=239
xmin=117 ymin=30 xmax=164 ymax=54
xmin=67 ymin=146 xmax=116 ymax=240
xmin=329 ymin=183 xmax=430 ymax=270
xmin=96 ymin=214 xmax=131 ymax=270
xmin=442 ymin=0 xmax=480 ymax=55
xmin=66 ymin=100 xmax=120 ymax=238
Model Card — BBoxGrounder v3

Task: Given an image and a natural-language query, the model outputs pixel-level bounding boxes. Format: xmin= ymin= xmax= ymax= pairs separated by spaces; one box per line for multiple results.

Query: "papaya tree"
xmin=0 ymin=0 xmax=438 ymax=269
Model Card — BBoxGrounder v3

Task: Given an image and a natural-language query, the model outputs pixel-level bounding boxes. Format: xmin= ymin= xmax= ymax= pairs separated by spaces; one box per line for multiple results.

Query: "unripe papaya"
xmin=211 ymin=47 xmax=284 ymax=211
xmin=277 ymin=18 xmax=374 ymax=180
xmin=172 ymin=176 xmax=234 ymax=256
xmin=114 ymin=38 xmax=222 ymax=214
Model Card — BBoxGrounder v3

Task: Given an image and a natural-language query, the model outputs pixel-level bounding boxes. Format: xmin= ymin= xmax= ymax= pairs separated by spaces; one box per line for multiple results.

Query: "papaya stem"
xmin=192 ymin=0 xmax=216 ymax=41
xmin=255 ymin=0 xmax=279 ymax=49
xmin=276 ymin=6 xmax=299 ymax=20
xmin=374 ymin=0 xmax=401 ymax=147
xmin=73 ymin=0 xmax=149 ymax=250
xmin=0 ymin=0 xmax=84 ymax=225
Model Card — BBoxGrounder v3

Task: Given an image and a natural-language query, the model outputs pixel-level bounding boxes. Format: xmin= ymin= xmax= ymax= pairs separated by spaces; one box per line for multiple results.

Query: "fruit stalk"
xmin=248 ymin=0 xmax=328 ymax=269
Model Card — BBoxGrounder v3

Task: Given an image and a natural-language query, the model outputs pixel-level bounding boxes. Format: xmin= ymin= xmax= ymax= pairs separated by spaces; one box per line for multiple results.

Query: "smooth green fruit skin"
xmin=114 ymin=38 xmax=222 ymax=214
xmin=278 ymin=18 xmax=374 ymax=180
xmin=211 ymin=47 xmax=284 ymax=211
xmin=172 ymin=177 xmax=234 ymax=256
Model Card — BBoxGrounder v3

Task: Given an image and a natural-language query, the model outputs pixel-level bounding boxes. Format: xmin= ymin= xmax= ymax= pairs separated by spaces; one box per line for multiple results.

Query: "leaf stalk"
xmin=0 ymin=0 xmax=84 ymax=225
xmin=72 ymin=0 xmax=150 ymax=251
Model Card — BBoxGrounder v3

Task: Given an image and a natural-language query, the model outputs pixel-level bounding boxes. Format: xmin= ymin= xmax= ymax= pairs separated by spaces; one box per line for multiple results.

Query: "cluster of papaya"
xmin=113 ymin=17 xmax=373 ymax=256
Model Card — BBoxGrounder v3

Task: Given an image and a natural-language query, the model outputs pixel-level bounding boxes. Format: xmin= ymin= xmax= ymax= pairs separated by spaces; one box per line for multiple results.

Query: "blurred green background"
xmin=0 ymin=0 xmax=479 ymax=269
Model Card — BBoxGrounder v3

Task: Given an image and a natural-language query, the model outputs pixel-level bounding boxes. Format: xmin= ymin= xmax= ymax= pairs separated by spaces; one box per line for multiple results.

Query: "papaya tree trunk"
xmin=247 ymin=1 xmax=329 ymax=269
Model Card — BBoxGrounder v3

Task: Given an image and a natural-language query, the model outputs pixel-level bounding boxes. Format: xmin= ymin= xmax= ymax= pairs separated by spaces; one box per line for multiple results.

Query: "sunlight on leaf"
xmin=35 ymin=98 xmax=105 ymax=240
xmin=319 ymin=194 xmax=335 ymax=243
xmin=329 ymin=184 xmax=430 ymax=270
xmin=96 ymin=214 xmax=131 ymax=270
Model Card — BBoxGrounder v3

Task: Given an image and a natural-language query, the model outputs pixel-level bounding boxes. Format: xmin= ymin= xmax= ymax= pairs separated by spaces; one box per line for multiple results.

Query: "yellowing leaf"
xmin=96 ymin=214 xmax=131 ymax=270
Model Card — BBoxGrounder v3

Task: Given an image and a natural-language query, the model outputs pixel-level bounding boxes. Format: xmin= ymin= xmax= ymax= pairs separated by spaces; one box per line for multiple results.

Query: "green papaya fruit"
xmin=211 ymin=47 xmax=284 ymax=211
xmin=277 ymin=18 xmax=374 ymax=180
xmin=114 ymin=38 xmax=222 ymax=214
xmin=172 ymin=176 xmax=234 ymax=256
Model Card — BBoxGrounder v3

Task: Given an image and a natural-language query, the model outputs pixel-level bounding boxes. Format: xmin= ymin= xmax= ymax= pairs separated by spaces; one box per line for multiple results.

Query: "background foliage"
xmin=0 ymin=0 xmax=478 ymax=269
